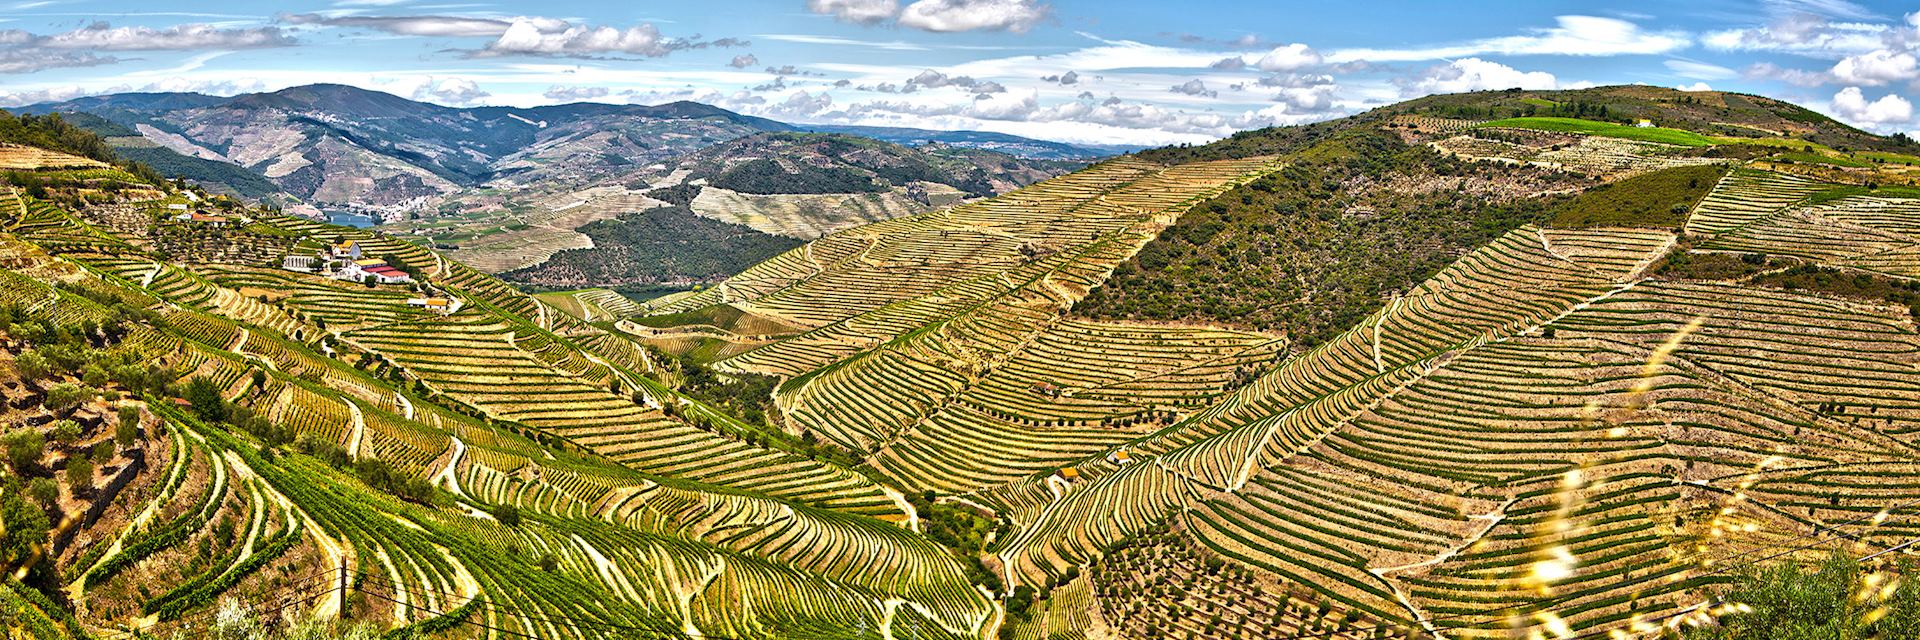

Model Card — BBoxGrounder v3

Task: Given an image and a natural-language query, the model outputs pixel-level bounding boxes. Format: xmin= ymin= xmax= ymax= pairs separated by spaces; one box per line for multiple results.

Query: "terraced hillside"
xmin=9 ymin=86 xmax=1920 ymax=640
xmin=0 ymin=169 xmax=992 ymax=639
xmin=611 ymin=88 xmax=1920 ymax=640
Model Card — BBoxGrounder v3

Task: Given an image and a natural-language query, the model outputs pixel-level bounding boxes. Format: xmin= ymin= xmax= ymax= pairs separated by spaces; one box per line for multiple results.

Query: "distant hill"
xmin=22 ymin=84 xmax=787 ymax=209
xmin=804 ymin=123 xmax=1143 ymax=160
xmin=21 ymin=84 xmax=1119 ymax=211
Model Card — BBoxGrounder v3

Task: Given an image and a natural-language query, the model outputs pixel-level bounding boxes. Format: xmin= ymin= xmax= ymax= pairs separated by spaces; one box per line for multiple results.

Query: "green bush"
xmin=1687 ymin=552 xmax=1920 ymax=639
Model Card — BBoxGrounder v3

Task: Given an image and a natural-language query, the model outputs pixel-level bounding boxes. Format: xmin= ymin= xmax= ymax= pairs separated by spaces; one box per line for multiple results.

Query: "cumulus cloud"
xmin=896 ymin=0 xmax=1050 ymax=33
xmin=543 ymin=85 xmax=610 ymax=101
xmin=766 ymin=90 xmax=834 ymax=118
xmin=806 ymin=0 xmax=900 ymax=25
xmin=898 ymin=69 xmax=1005 ymax=93
xmin=1401 ymin=58 xmax=1557 ymax=96
xmin=1677 ymin=82 xmax=1714 ymax=92
xmin=1830 ymin=86 xmax=1913 ymax=125
xmin=280 ymin=13 xmax=510 ymax=37
xmin=482 ymin=19 xmax=673 ymax=57
xmin=1831 ymin=49 xmax=1918 ymax=85
xmin=1255 ymin=43 xmax=1321 ymax=71
xmin=1208 ymin=56 xmax=1246 ymax=70
xmin=1334 ymin=15 xmax=1687 ymax=62
xmin=1042 ymin=70 xmax=1079 ymax=85
xmin=411 ymin=77 xmax=489 ymax=105
xmin=1169 ymin=79 xmax=1216 ymax=98
xmin=729 ymin=54 xmax=759 ymax=68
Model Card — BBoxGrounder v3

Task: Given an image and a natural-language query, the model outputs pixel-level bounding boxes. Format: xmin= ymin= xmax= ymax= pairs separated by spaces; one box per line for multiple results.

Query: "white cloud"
xmin=897 ymin=0 xmax=1049 ymax=33
xmin=1331 ymin=15 xmax=1687 ymax=62
xmin=1254 ymin=43 xmax=1321 ymax=71
xmin=411 ymin=77 xmax=489 ymax=105
xmin=40 ymin=21 xmax=294 ymax=50
xmin=1831 ymin=49 xmax=1918 ymax=85
xmin=1041 ymin=70 xmax=1078 ymax=84
xmin=543 ymin=85 xmax=609 ymax=101
xmin=0 ymin=48 xmax=115 ymax=74
xmin=1401 ymin=58 xmax=1557 ymax=96
xmin=1744 ymin=61 xmax=1834 ymax=86
xmin=280 ymin=14 xmax=511 ymax=37
xmin=1830 ymin=86 xmax=1912 ymax=124
xmin=806 ymin=0 xmax=900 ymax=25
xmin=1665 ymin=59 xmax=1738 ymax=80
xmin=729 ymin=54 xmax=759 ymax=68
xmin=1702 ymin=14 xmax=1886 ymax=57
xmin=1677 ymin=82 xmax=1714 ymax=92
xmin=766 ymin=89 xmax=834 ymax=117
xmin=483 ymin=19 xmax=673 ymax=57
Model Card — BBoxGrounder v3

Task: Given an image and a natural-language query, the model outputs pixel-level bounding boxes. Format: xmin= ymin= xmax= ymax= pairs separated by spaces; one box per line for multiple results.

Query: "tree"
xmin=49 ymin=420 xmax=81 ymax=445
xmin=183 ymin=376 xmax=229 ymax=423
xmin=26 ymin=477 xmax=57 ymax=511
xmin=65 ymin=457 xmax=93 ymax=494
xmin=13 ymin=351 xmax=49 ymax=382
xmin=492 ymin=504 xmax=522 ymax=527
xmin=115 ymin=405 xmax=140 ymax=447
xmin=538 ymin=553 xmax=559 ymax=572
xmin=0 ymin=477 xmax=49 ymax=566
xmin=4 ymin=430 xmax=44 ymax=473
xmin=43 ymin=383 xmax=93 ymax=414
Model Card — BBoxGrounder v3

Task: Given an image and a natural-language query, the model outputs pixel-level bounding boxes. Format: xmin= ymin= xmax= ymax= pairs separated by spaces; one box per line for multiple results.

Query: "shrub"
xmin=1687 ymin=552 xmax=1920 ymax=639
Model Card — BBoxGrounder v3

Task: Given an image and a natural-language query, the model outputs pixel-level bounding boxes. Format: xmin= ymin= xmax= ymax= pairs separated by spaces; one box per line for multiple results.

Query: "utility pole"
xmin=337 ymin=557 xmax=350 ymax=621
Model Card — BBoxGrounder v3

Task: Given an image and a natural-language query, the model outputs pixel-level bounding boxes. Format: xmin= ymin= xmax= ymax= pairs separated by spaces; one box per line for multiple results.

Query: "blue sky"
xmin=1 ymin=0 xmax=1918 ymax=145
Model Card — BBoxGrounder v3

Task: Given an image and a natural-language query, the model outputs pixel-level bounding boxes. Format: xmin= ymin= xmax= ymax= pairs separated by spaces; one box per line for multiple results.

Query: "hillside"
xmin=805 ymin=123 xmax=1144 ymax=160
xmin=501 ymin=205 xmax=803 ymax=288
xmin=6 ymin=83 xmax=1920 ymax=640
xmin=1079 ymin=85 xmax=1920 ymax=344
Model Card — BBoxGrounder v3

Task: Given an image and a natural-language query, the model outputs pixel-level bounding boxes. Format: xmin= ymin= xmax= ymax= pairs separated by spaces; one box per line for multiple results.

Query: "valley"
xmin=4 ymin=82 xmax=1920 ymax=640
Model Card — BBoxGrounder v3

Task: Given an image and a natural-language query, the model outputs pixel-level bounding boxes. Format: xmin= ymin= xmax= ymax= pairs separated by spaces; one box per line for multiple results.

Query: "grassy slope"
xmin=1480 ymin=116 xmax=1718 ymax=146
xmin=1546 ymin=164 xmax=1729 ymax=229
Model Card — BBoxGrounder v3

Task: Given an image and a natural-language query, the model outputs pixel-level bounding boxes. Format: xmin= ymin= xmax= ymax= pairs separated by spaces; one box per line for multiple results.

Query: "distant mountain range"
xmin=17 ymin=84 xmax=1129 ymax=209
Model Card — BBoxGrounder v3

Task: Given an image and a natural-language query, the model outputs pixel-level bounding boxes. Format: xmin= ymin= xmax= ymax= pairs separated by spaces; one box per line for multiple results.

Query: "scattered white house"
xmin=1108 ymin=449 xmax=1133 ymax=465
xmin=406 ymin=297 xmax=459 ymax=314
xmin=1635 ymin=119 xmax=1655 ymax=128
xmin=336 ymin=258 xmax=411 ymax=284
xmin=329 ymin=240 xmax=363 ymax=260
xmin=164 ymin=203 xmax=189 ymax=211
xmin=282 ymin=255 xmax=318 ymax=272
xmin=171 ymin=212 xmax=231 ymax=226
xmin=182 ymin=191 xmax=201 ymax=203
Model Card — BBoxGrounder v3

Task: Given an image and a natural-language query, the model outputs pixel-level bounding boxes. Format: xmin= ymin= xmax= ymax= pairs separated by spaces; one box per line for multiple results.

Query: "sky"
xmin=2 ymin=0 xmax=1920 ymax=146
